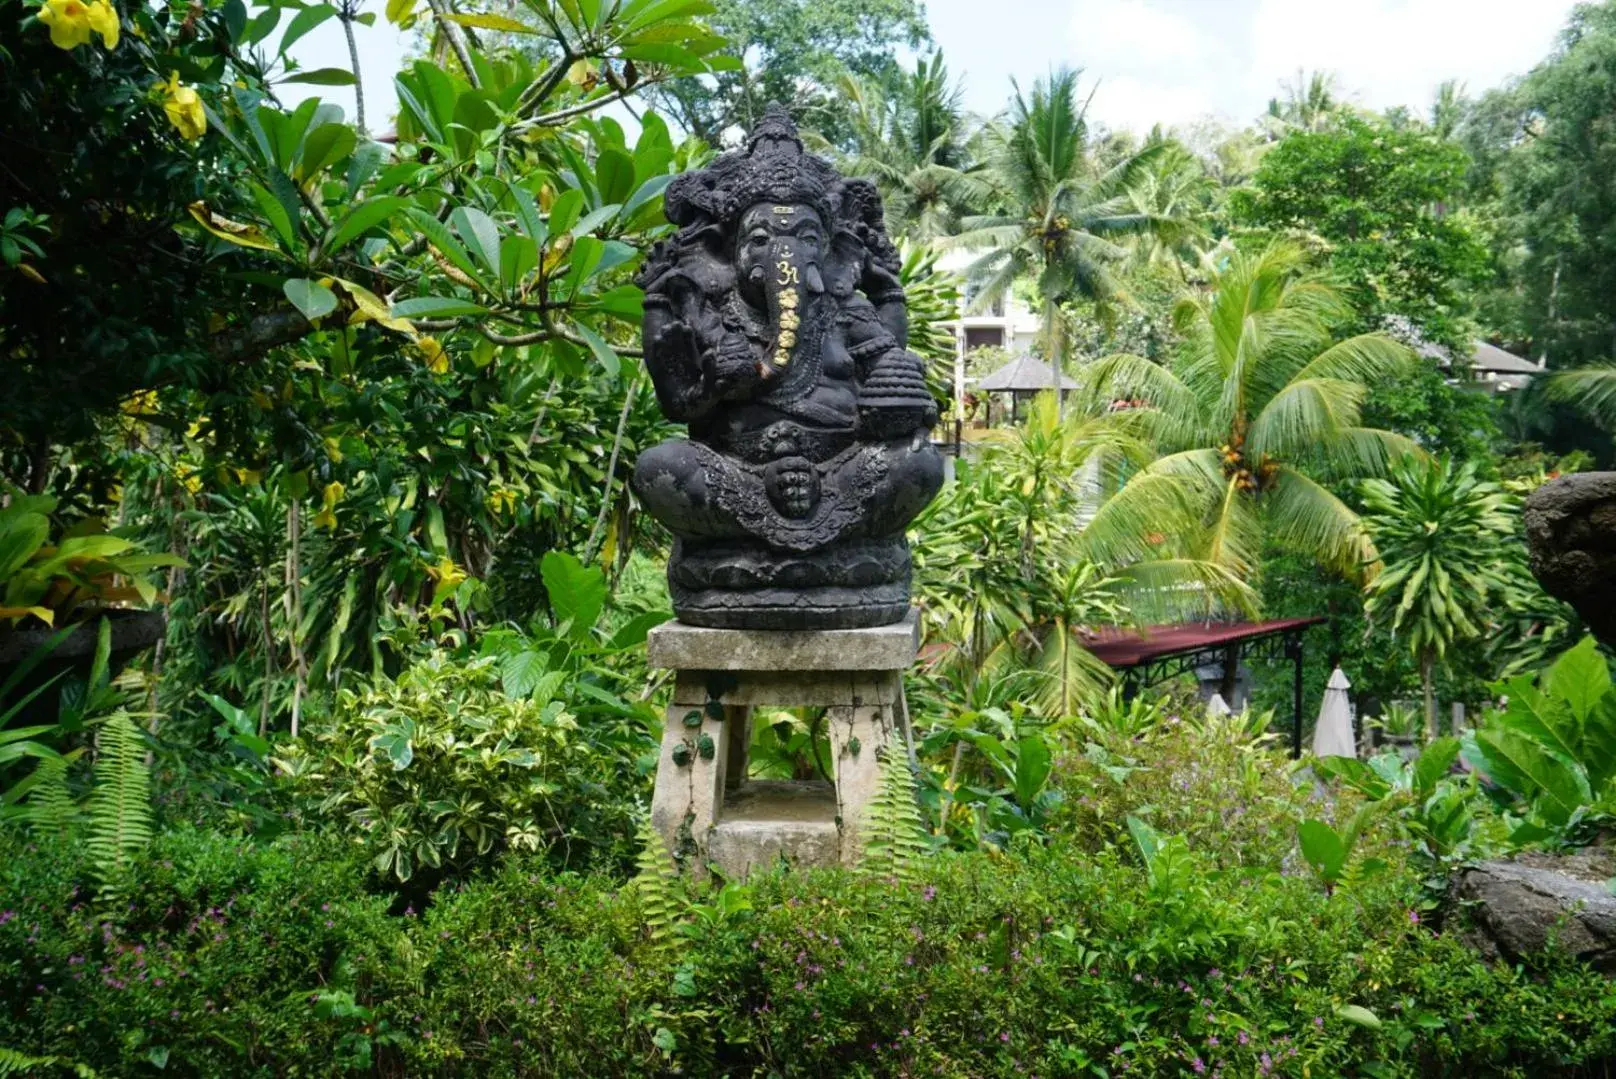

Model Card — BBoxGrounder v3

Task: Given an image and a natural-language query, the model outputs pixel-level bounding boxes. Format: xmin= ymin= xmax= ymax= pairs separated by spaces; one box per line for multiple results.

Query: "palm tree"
xmin=1545 ymin=363 xmax=1616 ymax=427
xmin=1361 ymin=455 xmax=1517 ymax=739
xmin=1125 ymin=130 xmax=1216 ymax=280
xmin=915 ymin=391 xmax=1254 ymax=718
xmin=950 ymin=68 xmax=1174 ymax=382
xmin=832 ymin=53 xmax=991 ymax=242
xmin=1078 ymin=243 xmax=1418 ymax=586
xmin=1262 ymin=69 xmax=1345 ymax=138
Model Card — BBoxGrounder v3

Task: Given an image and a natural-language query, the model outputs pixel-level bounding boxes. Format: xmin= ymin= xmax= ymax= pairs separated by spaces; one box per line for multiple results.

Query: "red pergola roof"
xmin=1079 ymin=617 xmax=1325 ymax=669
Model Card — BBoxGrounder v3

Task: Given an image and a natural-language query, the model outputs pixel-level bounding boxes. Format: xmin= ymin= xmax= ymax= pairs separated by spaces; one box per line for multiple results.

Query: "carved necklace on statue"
xmin=722 ymin=291 xmax=829 ymax=408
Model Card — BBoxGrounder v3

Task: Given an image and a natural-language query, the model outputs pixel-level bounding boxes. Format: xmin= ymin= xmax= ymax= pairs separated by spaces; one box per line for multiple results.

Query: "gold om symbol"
xmin=776 ymin=260 xmax=799 ymax=286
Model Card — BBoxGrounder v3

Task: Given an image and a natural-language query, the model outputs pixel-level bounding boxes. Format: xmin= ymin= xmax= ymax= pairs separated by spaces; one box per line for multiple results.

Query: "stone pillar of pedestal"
xmin=645 ymin=609 xmax=920 ymax=879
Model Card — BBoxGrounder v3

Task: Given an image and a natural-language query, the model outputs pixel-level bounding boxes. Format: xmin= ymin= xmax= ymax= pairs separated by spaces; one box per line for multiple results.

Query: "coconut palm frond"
xmin=1264 ymin=465 xmax=1377 ymax=581
xmin=1545 ymin=365 xmax=1616 ymax=428
xmin=1288 ymin=332 xmax=1417 ymax=390
xmin=1110 ymin=558 xmax=1260 ymax=622
xmin=1304 ymin=427 xmax=1424 ymax=483
xmin=1246 ymin=377 xmax=1364 ymax=461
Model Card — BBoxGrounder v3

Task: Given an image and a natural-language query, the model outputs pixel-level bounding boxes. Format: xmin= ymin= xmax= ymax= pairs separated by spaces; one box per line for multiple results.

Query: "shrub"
xmin=274 ymin=652 xmax=643 ymax=883
xmin=3 ymin=818 xmax=1616 ymax=1076
xmin=1053 ymin=716 xmax=1329 ymax=874
xmin=0 ymin=826 xmax=399 ymax=1076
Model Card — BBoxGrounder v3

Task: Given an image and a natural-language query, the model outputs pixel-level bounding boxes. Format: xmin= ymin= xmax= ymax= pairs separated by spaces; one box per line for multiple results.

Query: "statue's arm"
xmin=642 ymin=285 xmax=767 ymax=422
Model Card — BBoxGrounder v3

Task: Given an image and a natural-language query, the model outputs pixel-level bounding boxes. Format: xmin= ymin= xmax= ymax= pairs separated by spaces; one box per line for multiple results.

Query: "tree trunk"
xmin=1420 ymin=649 xmax=1437 ymax=742
xmin=285 ymin=502 xmax=307 ymax=738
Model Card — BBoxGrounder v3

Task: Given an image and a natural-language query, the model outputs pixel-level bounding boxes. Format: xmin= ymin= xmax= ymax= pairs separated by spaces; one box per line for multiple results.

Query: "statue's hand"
xmin=708 ymin=333 xmax=767 ymax=399
xmin=650 ymin=318 xmax=700 ymax=368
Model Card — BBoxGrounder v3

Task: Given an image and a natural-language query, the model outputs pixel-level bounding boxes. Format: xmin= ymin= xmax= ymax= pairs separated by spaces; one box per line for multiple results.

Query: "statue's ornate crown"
xmin=663 ymin=104 xmax=840 ymax=229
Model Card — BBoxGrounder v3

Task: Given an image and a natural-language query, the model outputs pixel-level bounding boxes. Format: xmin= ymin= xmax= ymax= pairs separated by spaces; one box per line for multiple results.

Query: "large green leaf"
xmin=1471 ymin=727 xmax=1591 ymax=825
xmin=0 ymin=511 xmax=48 ymax=582
xmin=283 ymin=278 xmax=338 ymax=323
xmin=1413 ymin=737 xmax=1460 ymax=797
xmin=1012 ymin=734 xmax=1052 ymax=809
xmin=450 ymin=206 xmax=502 ymax=278
xmin=1545 ymin=635 xmax=1611 ymax=724
xmin=323 ymin=196 xmax=407 ymax=256
xmin=1297 ymin=819 xmax=1347 ymax=883
xmin=539 ymin=550 xmax=606 ymax=638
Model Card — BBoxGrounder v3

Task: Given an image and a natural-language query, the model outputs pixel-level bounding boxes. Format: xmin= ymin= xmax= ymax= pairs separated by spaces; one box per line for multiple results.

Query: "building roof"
xmin=1079 ymin=617 xmax=1325 ymax=669
xmin=1469 ymin=340 xmax=1542 ymax=374
xmin=1387 ymin=317 xmax=1542 ymax=378
xmin=973 ymin=354 xmax=1079 ymax=392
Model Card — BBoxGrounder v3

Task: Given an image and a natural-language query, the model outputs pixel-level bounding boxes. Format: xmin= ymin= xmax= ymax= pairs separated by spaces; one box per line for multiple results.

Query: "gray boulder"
xmin=1524 ymin=472 xmax=1616 ymax=647
xmin=1450 ymin=851 xmax=1616 ymax=974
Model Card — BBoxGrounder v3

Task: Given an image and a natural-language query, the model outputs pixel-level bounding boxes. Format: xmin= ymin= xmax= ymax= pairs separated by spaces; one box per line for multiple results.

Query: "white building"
xmin=934 ymin=250 xmax=1041 ymax=359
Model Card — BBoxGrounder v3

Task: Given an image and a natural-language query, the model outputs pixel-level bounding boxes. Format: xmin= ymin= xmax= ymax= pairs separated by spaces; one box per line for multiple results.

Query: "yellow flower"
xmin=485 ymin=487 xmax=517 ymax=516
xmin=160 ymin=72 xmax=206 ymax=141
xmin=323 ymin=436 xmax=343 ymax=463
xmin=37 ymin=0 xmax=118 ymax=50
xmin=416 ymin=335 xmax=448 ymax=374
xmin=428 ymin=557 xmax=466 ymax=589
xmin=312 ymin=481 xmax=345 ymax=530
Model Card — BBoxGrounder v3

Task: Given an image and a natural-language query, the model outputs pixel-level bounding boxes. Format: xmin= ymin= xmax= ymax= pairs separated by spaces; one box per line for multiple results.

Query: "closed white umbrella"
xmin=1312 ymin=666 xmax=1355 ymax=758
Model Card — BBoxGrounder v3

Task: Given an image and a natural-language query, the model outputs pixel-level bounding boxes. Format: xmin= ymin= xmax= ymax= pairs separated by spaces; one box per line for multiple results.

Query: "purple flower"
xmin=999 ymin=1032 xmax=1010 ymax=1043
xmin=1237 ymin=1031 xmax=1249 ymax=1046
xmin=1408 ymin=910 xmax=1421 ymax=924
xmin=1313 ymin=1016 xmax=1324 ymax=1029
xmin=1191 ymin=1058 xmax=1205 ymax=1074
xmin=1208 ymin=1036 xmax=1219 ymax=1046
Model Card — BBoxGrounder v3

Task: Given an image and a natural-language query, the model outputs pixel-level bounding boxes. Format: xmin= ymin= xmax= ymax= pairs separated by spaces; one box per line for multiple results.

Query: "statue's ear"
xmin=824 ymin=228 xmax=864 ymax=298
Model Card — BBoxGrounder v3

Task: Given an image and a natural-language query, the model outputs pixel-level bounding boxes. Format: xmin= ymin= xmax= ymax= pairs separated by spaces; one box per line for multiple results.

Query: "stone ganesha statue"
xmin=632 ymin=105 xmax=943 ymax=629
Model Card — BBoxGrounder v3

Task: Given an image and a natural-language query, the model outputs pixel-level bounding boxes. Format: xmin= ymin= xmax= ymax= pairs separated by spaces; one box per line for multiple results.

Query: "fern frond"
xmin=858 ymin=748 xmax=930 ymax=884
xmin=25 ymin=756 xmax=78 ymax=837
xmin=86 ymin=712 xmax=153 ymax=899
xmin=631 ymin=815 xmax=681 ymax=945
xmin=0 ymin=1046 xmax=98 ymax=1077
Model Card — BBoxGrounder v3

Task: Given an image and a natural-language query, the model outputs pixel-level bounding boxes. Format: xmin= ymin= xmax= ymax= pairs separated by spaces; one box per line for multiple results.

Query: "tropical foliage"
xmin=1082 ymin=243 xmax=1417 ymax=583
xmin=952 ymin=67 xmax=1169 ymax=371
xmin=8 ymin=0 xmax=1616 ymax=1073
xmin=1360 ymin=455 xmax=1519 ymax=736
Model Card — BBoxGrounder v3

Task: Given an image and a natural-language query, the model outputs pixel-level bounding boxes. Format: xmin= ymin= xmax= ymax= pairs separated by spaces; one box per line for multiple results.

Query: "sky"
xmin=287 ymin=0 xmax=1583 ymax=136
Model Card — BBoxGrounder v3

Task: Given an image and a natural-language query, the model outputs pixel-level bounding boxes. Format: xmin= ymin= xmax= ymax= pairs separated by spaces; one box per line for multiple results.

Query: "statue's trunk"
xmin=764 ymin=237 xmax=821 ymax=368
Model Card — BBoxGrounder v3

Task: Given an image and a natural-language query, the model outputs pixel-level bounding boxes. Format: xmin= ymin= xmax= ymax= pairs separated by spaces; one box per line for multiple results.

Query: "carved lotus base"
xmin=668 ymin=536 xmax=913 ymax=629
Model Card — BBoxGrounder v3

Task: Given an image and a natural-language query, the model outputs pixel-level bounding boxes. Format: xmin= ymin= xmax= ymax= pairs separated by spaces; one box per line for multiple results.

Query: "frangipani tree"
xmin=1079 ymin=243 xmax=1419 ymax=585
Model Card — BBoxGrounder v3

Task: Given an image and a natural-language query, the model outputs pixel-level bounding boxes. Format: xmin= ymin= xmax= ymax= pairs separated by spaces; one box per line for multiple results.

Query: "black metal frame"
xmin=1116 ymin=624 xmax=1311 ymax=758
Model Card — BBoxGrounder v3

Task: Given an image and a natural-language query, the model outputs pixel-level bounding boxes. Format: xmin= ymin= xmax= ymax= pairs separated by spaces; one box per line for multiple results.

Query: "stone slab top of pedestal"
xmin=647 ymin=608 xmax=919 ymax=672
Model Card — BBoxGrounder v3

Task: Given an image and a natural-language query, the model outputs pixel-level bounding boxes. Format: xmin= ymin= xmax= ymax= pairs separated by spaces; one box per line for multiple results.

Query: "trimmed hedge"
xmin=4 ymin=826 xmax=1616 ymax=1077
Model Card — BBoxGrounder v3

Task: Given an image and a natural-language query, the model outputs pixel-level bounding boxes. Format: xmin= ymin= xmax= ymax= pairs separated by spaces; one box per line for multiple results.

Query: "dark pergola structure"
xmin=1081 ymin=617 xmax=1325 ymax=757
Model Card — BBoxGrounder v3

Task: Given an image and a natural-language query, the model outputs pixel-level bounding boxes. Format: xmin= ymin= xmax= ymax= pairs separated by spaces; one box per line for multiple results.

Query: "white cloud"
xmin=1053 ymin=0 xmax=1578 ymax=134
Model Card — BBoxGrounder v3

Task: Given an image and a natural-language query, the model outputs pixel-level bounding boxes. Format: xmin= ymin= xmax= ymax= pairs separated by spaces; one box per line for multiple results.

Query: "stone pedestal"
xmin=646 ymin=609 xmax=919 ymax=878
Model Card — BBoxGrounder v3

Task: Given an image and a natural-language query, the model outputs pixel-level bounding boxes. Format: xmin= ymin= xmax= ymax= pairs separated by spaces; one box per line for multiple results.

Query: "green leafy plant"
xmin=858 ymin=747 xmax=930 ymax=882
xmin=275 ymin=650 xmax=643 ymax=881
xmin=1296 ymin=804 xmax=1378 ymax=895
xmin=85 ymin=711 xmax=154 ymax=898
xmin=1370 ymin=701 xmax=1425 ymax=742
xmin=1463 ymin=634 xmax=1616 ymax=841
xmin=0 ymin=494 xmax=182 ymax=628
xmin=1361 ymin=456 xmax=1517 ymax=738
